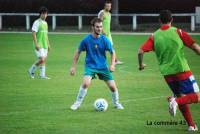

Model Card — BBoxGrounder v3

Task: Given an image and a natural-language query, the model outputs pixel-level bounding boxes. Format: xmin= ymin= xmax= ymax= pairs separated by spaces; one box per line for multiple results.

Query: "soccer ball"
xmin=94 ymin=98 xmax=108 ymax=111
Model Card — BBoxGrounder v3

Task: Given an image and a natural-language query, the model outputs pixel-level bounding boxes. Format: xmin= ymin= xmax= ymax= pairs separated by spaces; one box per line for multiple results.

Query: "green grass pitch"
xmin=0 ymin=33 xmax=199 ymax=134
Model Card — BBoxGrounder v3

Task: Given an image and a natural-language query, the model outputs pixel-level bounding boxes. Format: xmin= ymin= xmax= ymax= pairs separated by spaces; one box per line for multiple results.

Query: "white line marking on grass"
xmin=0 ymin=31 xmax=199 ymax=35
xmin=81 ymin=95 xmax=167 ymax=108
xmin=117 ymin=66 xmax=133 ymax=74
xmin=117 ymin=65 xmax=157 ymax=74
xmin=121 ymin=95 xmax=166 ymax=103
xmin=0 ymin=95 xmax=166 ymax=115
xmin=113 ymin=32 xmax=200 ymax=36
xmin=0 ymin=105 xmax=65 ymax=116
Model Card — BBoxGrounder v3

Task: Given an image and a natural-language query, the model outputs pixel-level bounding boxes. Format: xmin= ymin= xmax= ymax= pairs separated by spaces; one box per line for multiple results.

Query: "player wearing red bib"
xmin=138 ymin=10 xmax=200 ymax=132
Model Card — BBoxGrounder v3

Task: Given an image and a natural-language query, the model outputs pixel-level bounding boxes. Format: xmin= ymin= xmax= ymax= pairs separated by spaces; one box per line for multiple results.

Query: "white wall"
xmin=196 ymin=6 xmax=200 ymax=24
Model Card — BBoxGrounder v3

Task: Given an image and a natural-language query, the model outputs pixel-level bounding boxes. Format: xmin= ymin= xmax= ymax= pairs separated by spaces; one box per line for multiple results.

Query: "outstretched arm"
xmin=191 ymin=43 xmax=200 ymax=55
xmin=177 ymin=29 xmax=200 ymax=55
xmin=138 ymin=49 xmax=146 ymax=70
xmin=70 ymin=49 xmax=81 ymax=76
xmin=137 ymin=35 xmax=154 ymax=70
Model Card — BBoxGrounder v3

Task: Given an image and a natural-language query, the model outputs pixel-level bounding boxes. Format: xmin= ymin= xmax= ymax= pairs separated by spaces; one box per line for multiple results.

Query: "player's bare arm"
xmin=191 ymin=43 xmax=200 ymax=55
xmin=98 ymin=12 xmax=106 ymax=35
xmin=109 ymin=51 xmax=116 ymax=72
xmin=46 ymin=36 xmax=51 ymax=52
xmin=98 ymin=11 xmax=104 ymax=21
xmin=32 ymin=31 xmax=39 ymax=51
xmin=138 ymin=48 xmax=146 ymax=70
xmin=70 ymin=49 xmax=80 ymax=76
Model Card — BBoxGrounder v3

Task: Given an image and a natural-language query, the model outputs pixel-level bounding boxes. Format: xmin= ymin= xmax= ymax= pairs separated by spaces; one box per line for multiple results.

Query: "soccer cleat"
xmin=168 ymin=97 xmax=178 ymax=117
xmin=39 ymin=76 xmax=51 ymax=79
xmin=28 ymin=70 xmax=35 ymax=79
xmin=188 ymin=125 xmax=198 ymax=132
xmin=115 ymin=60 xmax=123 ymax=65
xmin=114 ymin=103 xmax=124 ymax=110
xmin=70 ymin=101 xmax=81 ymax=111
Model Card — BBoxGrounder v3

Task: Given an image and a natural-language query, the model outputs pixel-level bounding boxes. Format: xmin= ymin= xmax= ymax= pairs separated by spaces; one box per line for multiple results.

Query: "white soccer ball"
xmin=94 ymin=98 xmax=108 ymax=111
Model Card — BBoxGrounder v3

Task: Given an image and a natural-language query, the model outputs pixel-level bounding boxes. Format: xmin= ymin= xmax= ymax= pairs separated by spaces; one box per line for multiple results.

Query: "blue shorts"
xmin=167 ymin=75 xmax=199 ymax=95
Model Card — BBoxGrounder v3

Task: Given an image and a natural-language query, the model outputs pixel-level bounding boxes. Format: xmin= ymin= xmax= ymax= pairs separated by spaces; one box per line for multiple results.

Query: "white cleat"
xmin=114 ymin=103 xmax=124 ymax=110
xmin=28 ymin=70 xmax=35 ymax=79
xmin=40 ymin=76 xmax=51 ymax=79
xmin=188 ymin=125 xmax=198 ymax=132
xmin=70 ymin=101 xmax=81 ymax=111
xmin=115 ymin=60 xmax=124 ymax=65
xmin=168 ymin=97 xmax=178 ymax=117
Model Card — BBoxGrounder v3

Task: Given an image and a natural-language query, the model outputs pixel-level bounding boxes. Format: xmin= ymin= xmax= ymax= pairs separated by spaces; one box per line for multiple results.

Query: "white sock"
xmin=29 ymin=64 xmax=37 ymax=74
xmin=39 ymin=65 xmax=46 ymax=77
xmin=111 ymin=90 xmax=120 ymax=105
xmin=76 ymin=86 xmax=87 ymax=103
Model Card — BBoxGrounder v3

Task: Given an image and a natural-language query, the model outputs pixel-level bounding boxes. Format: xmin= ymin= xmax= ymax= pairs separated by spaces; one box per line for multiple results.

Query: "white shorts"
xmin=35 ymin=48 xmax=48 ymax=58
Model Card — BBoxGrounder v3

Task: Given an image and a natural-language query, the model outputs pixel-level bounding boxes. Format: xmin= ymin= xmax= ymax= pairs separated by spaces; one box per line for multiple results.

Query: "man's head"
xmin=39 ymin=6 xmax=48 ymax=20
xmin=91 ymin=17 xmax=103 ymax=36
xmin=104 ymin=1 xmax=112 ymax=12
xmin=159 ymin=10 xmax=173 ymax=24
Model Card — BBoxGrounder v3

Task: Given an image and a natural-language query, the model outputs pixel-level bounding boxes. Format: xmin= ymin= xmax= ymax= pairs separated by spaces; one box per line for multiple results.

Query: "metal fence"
xmin=0 ymin=13 xmax=196 ymax=31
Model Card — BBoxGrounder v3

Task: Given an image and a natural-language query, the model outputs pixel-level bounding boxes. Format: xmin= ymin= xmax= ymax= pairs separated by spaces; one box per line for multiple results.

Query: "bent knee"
xmin=82 ymin=83 xmax=90 ymax=89
xmin=39 ymin=58 xmax=45 ymax=64
xmin=109 ymin=85 xmax=116 ymax=92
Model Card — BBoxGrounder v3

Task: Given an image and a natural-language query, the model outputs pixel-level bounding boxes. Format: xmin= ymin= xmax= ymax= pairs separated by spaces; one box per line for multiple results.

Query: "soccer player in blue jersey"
xmin=70 ymin=17 xmax=124 ymax=110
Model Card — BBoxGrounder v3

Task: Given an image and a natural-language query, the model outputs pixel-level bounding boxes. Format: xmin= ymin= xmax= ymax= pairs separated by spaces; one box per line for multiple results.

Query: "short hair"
xmin=159 ymin=10 xmax=173 ymax=24
xmin=90 ymin=17 xmax=102 ymax=26
xmin=38 ymin=6 xmax=48 ymax=15
xmin=105 ymin=0 xmax=112 ymax=4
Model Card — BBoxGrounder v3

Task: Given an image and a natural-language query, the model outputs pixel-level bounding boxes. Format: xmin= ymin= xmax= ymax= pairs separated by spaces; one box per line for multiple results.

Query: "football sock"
xmin=76 ymin=86 xmax=87 ymax=103
xmin=178 ymin=104 xmax=195 ymax=127
xmin=111 ymin=90 xmax=119 ymax=105
xmin=39 ymin=65 xmax=46 ymax=77
xmin=29 ymin=64 xmax=37 ymax=74
xmin=176 ymin=93 xmax=198 ymax=105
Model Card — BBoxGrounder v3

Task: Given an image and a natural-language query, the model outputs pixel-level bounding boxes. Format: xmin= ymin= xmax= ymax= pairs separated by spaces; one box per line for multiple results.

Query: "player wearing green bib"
xmin=138 ymin=10 xmax=200 ymax=132
xmin=98 ymin=1 xmax=123 ymax=65
xmin=98 ymin=7 xmax=112 ymax=44
xmin=28 ymin=7 xmax=51 ymax=79
xmin=153 ymin=26 xmax=190 ymax=75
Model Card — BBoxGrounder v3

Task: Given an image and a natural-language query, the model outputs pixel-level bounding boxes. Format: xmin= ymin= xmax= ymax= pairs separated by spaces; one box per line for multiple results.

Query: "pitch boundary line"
xmin=0 ymin=31 xmax=199 ymax=35
xmin=0 ymin=95 xmax=166 ymax=116
xmin=117 ymin=65 xmax=159 ymax=74
xmin=121 ymin=95 xmax=166 ymax=103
